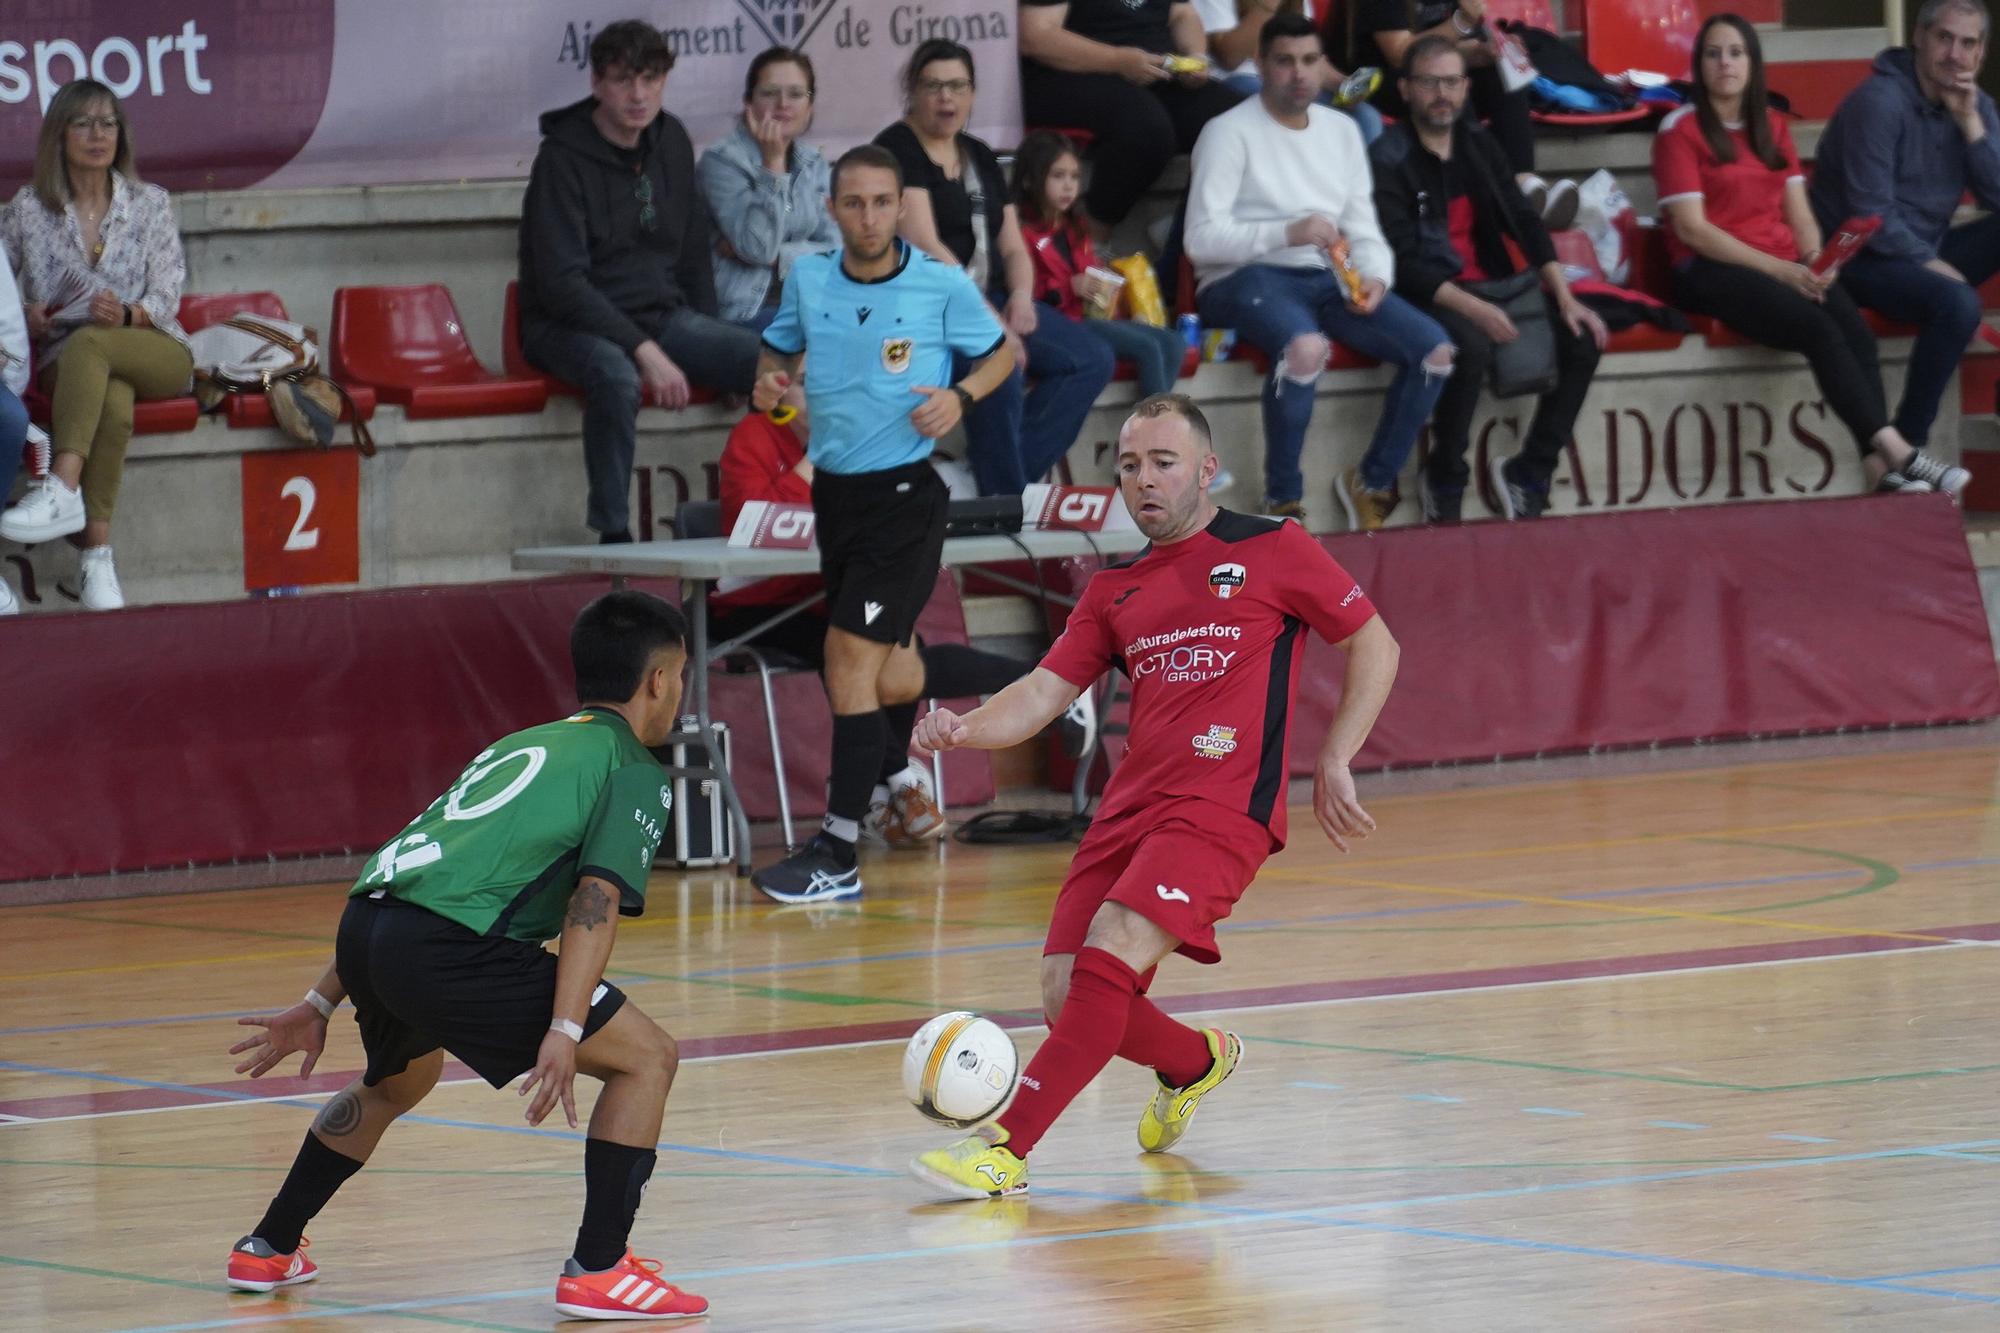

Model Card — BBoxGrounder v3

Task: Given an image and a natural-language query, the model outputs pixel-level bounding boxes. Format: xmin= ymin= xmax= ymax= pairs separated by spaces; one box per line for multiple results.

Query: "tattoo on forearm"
xmin=565 ymin=883 xmax=611 ymax=931
xmin=315 ymin=1090 xmax=362 ymax=1138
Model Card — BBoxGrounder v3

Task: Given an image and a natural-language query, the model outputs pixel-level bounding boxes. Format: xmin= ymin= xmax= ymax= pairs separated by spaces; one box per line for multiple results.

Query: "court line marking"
xmin=70 ymin=1136 xmax=2000 ymax=1332
xmin=8 ymin=935 xmax=1996 ymax=1124
xmin=1862 ymin=1263 xmax=2000 ymax=1282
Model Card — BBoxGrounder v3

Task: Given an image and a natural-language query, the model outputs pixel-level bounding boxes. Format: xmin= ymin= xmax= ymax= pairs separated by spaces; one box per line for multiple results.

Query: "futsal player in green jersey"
xmin=222 ymin=590 xmax=710 ymax=1321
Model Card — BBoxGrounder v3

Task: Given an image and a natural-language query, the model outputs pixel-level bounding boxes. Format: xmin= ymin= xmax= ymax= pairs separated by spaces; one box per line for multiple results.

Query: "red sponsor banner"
xmin=727 ymin=499 xmax=816 ymax=549
xmin=240 ymin=447 xmax=360 ymax=590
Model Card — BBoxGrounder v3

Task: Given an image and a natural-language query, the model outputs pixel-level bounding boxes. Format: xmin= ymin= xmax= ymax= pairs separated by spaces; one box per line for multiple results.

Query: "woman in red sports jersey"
xmin=904 ymin=392 xmax=1400 ymax=1199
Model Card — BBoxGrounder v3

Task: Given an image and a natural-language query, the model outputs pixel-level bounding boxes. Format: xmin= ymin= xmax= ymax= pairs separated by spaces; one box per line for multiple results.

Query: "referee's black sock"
xmin=825 ymin=709 xmax=887 ymax=856
xmin=879 ymin=700 xmax=919 ymax=784
xmin=253 ymin=1131 xmax=365 ymax=1254
xmin=574 ymin=1138 xmax=657 ymax=1272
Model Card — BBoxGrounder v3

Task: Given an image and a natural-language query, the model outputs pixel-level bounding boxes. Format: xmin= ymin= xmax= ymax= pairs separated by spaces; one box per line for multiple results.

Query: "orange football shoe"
xmin=555 ymin=1249 xmax=708 ymax=1321
xmin=226 ymin=1235 xmax=318 ymax=1292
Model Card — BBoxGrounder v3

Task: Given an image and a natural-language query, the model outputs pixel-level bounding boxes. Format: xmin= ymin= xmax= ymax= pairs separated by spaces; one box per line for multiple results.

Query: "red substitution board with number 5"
xmin=240 ymin=449 xmax=360 ymax=591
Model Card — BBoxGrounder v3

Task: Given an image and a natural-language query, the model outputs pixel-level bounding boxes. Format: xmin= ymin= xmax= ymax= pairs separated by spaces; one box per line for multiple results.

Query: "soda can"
xmin=1202 ymin=328 xmax=1235 ymax=362
xmin=1176 ymin=313 xmax=1201 ymax=350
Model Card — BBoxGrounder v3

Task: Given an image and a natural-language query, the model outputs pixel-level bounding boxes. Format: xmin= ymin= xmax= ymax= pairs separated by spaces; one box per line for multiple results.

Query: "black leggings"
xmin=1672 ymin=255 xmax=1890 ymax=459
xmin=1021 ymin=61 xmax=1244 ymax=227
xmin=1371 ymin=63 xmax=1534 ymax=175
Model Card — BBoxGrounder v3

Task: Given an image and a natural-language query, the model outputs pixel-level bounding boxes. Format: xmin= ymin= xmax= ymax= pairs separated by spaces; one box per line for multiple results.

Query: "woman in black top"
xmin=874 ymin=40 xmax=1114 ymax=497
xmin=1019 ymin=0 xmax=1245 ymax=233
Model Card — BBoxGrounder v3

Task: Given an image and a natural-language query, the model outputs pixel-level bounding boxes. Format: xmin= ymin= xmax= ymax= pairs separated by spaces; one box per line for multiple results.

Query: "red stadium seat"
xmin=502 ymin=280 xmax=714 ymax=408
xmin=331 ymin=283 xmax=548 ymax=419
xmin=24 ymin=384 xmax=199 ymax=435
xmin=177 ymin=291 xmax=378 ymax=429
xmin=1583 ymin=0 xmax=1699 ymax=80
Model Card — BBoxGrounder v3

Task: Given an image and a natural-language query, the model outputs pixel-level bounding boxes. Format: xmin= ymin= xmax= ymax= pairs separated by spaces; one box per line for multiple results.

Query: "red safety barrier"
xmin=0 ymin=573 xmax=992 ymax=882
xmin=1298 ymin=496 xmax=2000 ymax=772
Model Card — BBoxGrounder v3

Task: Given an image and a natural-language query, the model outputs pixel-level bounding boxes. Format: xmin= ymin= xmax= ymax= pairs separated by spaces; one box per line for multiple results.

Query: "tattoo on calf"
xmin=565 ymin=883 xmax=611 ymax=931
xmin=316 ymin=1089 xmax=362 ymax=1137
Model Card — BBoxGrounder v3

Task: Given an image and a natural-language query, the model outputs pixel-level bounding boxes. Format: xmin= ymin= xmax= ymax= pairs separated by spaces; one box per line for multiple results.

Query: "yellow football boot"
xmin=1138 ymin=1029 xmax=1243 ymax=1153
xmin=909 ymin=1124 xmax=1029 ymax=1200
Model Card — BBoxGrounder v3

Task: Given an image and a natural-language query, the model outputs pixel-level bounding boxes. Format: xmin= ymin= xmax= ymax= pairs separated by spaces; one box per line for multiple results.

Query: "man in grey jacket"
xmin=1812 ymin=0 xmax=2000 ymax=454
xmin=519 ymin=19 xmax=759 ymax=543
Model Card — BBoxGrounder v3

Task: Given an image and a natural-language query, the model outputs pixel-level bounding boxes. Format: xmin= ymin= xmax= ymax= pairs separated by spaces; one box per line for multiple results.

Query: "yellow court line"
xmin=1304 ymin=803 xmax=1997 ymax=874
xmin=1261 ymin=867 xmax=1975 ymax=947
xmin=0 ymin=946 xmax=329 ymax=983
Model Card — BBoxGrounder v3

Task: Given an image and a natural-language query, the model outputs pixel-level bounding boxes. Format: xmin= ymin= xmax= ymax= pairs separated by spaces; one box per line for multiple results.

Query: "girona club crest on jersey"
xmin=1208 ymin=562 xmax=1247 ymax=599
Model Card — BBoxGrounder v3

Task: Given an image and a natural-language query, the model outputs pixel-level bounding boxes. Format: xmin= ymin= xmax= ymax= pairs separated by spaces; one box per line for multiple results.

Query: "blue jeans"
xmin=1197 ymin=265 xmax=1450 ymax=502
xmin=1077 ymin=314 xmax=1188 ymax=397
xmin=960 ymin=306 xmax=1115 ymax=495
xmin=521 ymin=307 xmax=760 ymax=534
xmin=1219 ymin=70 xmax=1384 ymax=144
xmin=1838 ymin=212 xmax=2000 ymax=448
xmin=0 ymin=384 xmax=26 ymax=503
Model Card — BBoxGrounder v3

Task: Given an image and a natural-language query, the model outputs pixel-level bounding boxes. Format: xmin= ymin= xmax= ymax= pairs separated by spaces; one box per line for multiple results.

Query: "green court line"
xmin=1250 ymin=1034 xmax=2000 ymax=1094
xmin=0 ymin=1157 xmax=844 ymax=1179
xmin=1254 ymin=837 xmax=1901 ymax=935
xmin=1716 ymin=779 xmax=1992 ymax=806
xmin=0 ymin=1253 xmax=545 ymax=1333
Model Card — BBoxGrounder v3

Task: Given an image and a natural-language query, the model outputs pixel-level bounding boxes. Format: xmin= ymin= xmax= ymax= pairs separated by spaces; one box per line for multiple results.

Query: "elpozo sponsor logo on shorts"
xmin=1192 ymin=724 xmax=1238 ymax=760
xmin=1208 ymin=562 xmax=1246 ymax=599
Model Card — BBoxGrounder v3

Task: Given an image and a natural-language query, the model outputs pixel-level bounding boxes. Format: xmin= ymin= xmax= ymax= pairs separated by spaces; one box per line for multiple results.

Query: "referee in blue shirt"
xmin=749 ymin=144 xmax=1015 ymax=903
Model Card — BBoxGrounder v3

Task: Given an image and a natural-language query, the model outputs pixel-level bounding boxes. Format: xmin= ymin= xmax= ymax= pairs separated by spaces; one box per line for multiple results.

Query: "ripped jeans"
xmin=1197 ymin=264 xmax=1451 ymax=503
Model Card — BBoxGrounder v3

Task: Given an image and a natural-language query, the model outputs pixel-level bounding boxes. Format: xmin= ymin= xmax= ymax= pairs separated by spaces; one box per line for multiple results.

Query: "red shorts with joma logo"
xmin=1043 ymin=795 xmax=1274 ymax=967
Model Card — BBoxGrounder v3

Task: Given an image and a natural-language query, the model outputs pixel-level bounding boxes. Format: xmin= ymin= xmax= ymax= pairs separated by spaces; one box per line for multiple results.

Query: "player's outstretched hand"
xmin=908 ymin=385 xmax=963 ymax=439
xmin=911 ymin=706 xmax=971 ymax=758
xmin=520 ymin=1030 xmax=580 ymax=1129
xmin=230 ymin=1002 xmax=329 ymax=1078
xmin=1313 ymin=755 xmax=1376 ymax=853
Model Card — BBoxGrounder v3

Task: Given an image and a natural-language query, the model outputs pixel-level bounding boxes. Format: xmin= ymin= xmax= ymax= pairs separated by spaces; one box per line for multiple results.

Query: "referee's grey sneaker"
xmin=752 ymin=836 xmax=862 ymax=904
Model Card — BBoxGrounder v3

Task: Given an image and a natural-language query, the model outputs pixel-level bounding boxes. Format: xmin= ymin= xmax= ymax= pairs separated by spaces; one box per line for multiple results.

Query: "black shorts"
xmin=334 ymin=893 xmax=628 ymax=1089
xmin=811 ymin=460 xmax=948 ymax=646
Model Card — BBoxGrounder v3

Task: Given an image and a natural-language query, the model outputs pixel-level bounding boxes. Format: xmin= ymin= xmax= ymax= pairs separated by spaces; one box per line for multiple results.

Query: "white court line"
xmin=0 ymin=940 xmax=1970 ymax=1128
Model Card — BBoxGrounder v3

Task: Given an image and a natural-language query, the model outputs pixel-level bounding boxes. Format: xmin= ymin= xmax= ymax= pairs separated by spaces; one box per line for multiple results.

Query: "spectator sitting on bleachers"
xmin=875 ymin=39 xmax=1114 ymax=497
xmin=1195 ymin=0 xmax=1384 ymax=143
xmin=1373 ymin=36 xmax=1606 ymax=523
xmin=0 ymin=252 xmax=27 ymax=615
xmin=1660 ymin=14 xmax=1970 ymax=498
xmin=713 ymin=379 xmax=1092 ymax=844
xmin=517 ymin=19 xmax=758 ymax=544
xmin=1019 ymin=0 xmax=1246 ymax=239
xmin=1186 ymin=13 xmax=1452 ymax=529
xmin=695 ymin=46 xmax=839 ymax=331
xmin=1337 ymin=0 xmax=1540 ymax=195
xmin=0 ymin=79 xmax=193 ymax=611
xmin=1014 ymin=131 xmax=1190 ymax=400
xmin=1811 ymin=0 xmax=1999 ymax=475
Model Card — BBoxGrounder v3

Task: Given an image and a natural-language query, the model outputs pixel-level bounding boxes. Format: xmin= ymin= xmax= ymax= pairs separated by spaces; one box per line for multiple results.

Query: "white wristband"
xmin=549 ymin=1018 xmax=584 ymax=1043
xmin=304 ymin=989 xmax=337 ymax=1021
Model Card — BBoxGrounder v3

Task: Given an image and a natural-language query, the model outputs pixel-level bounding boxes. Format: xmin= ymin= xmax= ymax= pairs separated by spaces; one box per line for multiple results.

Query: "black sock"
xmin=599 ymin=529 xmax=633 ymax=545
xmin=828 ymin=710 xmax=887 ymax=827
xmin=573 ymin=1138 xmax=657 ymax=1272
xmin=254 ymin=1132 xmax=365 ymax=1253
xmin=879 ymin=700 xmax=919 ymax=783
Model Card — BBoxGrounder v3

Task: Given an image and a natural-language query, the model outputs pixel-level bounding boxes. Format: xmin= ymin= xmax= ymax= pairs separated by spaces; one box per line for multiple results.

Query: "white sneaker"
xmin=78 ymin=545 xmax=124 ymax=610
xmin=0 ymin=475 xmax=86 ymax=543
xmin=23 ymin=423 xmax=51 ymax=479
xmin=0 ymin=579 xmax=16 ymax=615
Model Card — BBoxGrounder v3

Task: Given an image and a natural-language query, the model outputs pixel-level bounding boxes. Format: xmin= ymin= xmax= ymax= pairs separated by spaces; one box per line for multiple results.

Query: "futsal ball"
xmin=903 ymin=1011 xmax=1019 ymax=1128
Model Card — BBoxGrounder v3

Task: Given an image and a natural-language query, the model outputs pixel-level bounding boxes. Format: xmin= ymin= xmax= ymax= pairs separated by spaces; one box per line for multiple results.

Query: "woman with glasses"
xmin=0 ymin=78 xmax=193 ymax=610
xmin=697 ymin=46 xmax=840 ymax=330
xmin=874 ymin=39 xmax=1114 ymax=496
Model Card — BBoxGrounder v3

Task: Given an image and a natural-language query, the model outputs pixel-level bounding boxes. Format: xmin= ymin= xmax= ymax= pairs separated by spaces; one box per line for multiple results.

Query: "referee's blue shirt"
xmin=761 ymin=240 xmax=1005 ymax=476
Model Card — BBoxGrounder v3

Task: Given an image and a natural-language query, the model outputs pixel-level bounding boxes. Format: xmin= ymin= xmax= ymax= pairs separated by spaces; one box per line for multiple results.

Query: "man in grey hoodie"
xmin=1812 ymin=0 xmax=2000 ymax=456
xmin=519 ymin=20 xmax=759 ymax=543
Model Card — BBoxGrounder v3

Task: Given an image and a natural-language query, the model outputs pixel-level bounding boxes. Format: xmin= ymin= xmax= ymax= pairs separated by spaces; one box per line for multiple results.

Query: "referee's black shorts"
xmin=334 ymin=893 xmax=628 ymax=1089
xmin=811 ymin=459 xmax=948 ymax=646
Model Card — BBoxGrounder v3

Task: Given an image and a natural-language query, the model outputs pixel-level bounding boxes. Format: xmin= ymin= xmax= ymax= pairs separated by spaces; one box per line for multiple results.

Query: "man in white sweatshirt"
xmin=1186 ymin=11 xmax=1453 ymax=530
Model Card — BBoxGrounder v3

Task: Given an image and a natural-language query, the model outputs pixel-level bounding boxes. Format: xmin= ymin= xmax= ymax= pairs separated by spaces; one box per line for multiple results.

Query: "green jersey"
xmin=350 ymin=709 xmax=669 ymax=942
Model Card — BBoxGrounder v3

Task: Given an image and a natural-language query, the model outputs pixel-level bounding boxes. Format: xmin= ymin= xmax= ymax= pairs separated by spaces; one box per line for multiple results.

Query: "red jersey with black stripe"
xmin=1039 ymin=510 xmax=1377 ymax=846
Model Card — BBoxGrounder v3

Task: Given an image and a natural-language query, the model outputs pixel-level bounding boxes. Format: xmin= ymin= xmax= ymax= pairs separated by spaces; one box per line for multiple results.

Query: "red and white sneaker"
xmin=555 ymin=1249 xmax=707 ymax=1321
xmin=226 ymin=1235 xmax=318 ymax=1291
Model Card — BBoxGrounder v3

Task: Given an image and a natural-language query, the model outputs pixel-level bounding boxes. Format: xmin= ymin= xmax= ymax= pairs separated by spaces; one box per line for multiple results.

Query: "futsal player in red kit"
xmin=909 ymin=392 xmax=1400 ymax=1198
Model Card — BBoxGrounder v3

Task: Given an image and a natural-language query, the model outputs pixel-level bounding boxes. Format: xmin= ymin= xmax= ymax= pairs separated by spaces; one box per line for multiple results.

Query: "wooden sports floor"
xmin=5 ymin=733 xmax=2000 ymax=1331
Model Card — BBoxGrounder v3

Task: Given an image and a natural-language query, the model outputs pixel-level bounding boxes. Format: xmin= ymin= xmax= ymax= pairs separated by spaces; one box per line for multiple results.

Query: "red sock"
xmin=998 ymin=947 xmax=1139 ymax=1156
xmin=1117 ymin=995 xmax=1211 ymax=1088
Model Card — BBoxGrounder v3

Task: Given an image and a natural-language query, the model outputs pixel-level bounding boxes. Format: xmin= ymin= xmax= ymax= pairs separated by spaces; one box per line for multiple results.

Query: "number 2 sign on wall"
xmin=240 ymin=449 xmax=360 ymax=591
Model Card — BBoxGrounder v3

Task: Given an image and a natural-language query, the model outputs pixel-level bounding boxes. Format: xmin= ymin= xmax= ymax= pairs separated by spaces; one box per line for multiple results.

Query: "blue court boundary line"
xmin=7 ymin=1055 xmax=2000 ymax=1327
xmin=11 ymin=855 xmax=1989 ymax=1041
